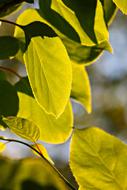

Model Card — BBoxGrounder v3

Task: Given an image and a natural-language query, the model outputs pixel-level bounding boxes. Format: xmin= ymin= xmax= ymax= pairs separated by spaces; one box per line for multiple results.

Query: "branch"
xmin=0 ymin=137 xmax=77 ymax=190
xmin=0 ymin=66 xmax=22 ymax=79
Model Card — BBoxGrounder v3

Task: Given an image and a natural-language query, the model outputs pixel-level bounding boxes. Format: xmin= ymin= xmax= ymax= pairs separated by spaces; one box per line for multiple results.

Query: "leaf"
xmin=100 ymin=0 xmax=117 ymax=25
xmin=112 ymin=0 xmax=127 ymax=14
xmin=3 ymin=117 xmax=40 ymax=142
xmin=23 ymin=36 xmax=72 ymax=117
xmin=71 ymin=61 xmax=92 ymax=113
xmin=63 ymin=38 xmax=112 ymax=65
xmin=15 ymin=77 xmax=33 ymax=97
xmin=22 ymin=21 xmax=57 ymax=50
xmin=70 ymin=127 xmax=127 ymax=190
xmin=0 ymin=70 xmax=6 ymax=81
xmin=0 ymin=1 xmax=22 ymax=18
xmin=0 ymin=157 xmax=69 ymax=190
xmin=52 ymin=0 xmax=109 ymax=45
xmin=0 ymin=142 xmax=6 ymax=152
xmin=0 ymin=36 xmax=19 ymax=59
xmin=39 ymin=0 xmax=80 ymax=43
xmin=32 ymin=143 xmax=54 ymax=165
xmin=0 ymin=80 xmax=19 ymax=117
xmin=17 ymin=93 xmax=73 ymax=144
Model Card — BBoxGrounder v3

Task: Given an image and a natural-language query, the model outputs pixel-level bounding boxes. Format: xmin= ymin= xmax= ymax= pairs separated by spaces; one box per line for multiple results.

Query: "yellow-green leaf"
xmin=23 ymin=36 xmax=72 ymax=117
xmin=70 ymin=127 xmax=127 ymax=190
xmin=3 ymin=117 xmax=40 ymax=142
xmin=32 ymin=143 xmax=54 ymax=165
xmin=0 ymin=142 xmax=6 ymax=153
xmin=52 ymin=0 xmax=109 ymax=45
xmin=71 ymin=61 xmax=92 ymax=113
xmin=17 ymin=93 xmax=73 ymax=144
xmin=112 ymin=0 xmax=127 ymax=14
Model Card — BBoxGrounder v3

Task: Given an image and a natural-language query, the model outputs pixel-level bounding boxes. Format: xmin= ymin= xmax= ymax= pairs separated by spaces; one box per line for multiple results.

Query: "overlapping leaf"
xmin=71 ymin=61 xmax=92 ymax=113
xmin=23 ymin=36 xmax=72 ymax=117
xmin=70 ymin=127 xmax=127 ymax=190
xmin=0 ymin=36 xmax=19 ymax=59
xmin=0 ymin=80 xmax=19 ymax=117
xmin=17 ymin=93 xmax=73 ymax=144
xmin=3 ymin=117 xmax=40 ymax=142
xmin=112 ymin=0 xmax=127 ymax=14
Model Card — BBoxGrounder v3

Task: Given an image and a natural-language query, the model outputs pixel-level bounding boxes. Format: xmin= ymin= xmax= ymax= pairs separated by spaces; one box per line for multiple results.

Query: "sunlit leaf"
xmin=0 ymin=80 xmax=19 ymax=117
xmin=112 ymin=0 xmax=127 ymax=14
xmin=32 ymin=143 xmax=54 ymax=165
xmin=23 ymin=36 xmax=72 ymax=117
xmin=39 ymin=0 xmax=80 ymax=43
xmin=0 ymin=36 xmax=19 ymax=59
xmin=52 ymin=0 xmax=109 ymax=45
xmin=0 ymin=142 xmax=6 ymax=153
xmin=17 ymin=93 xmax=73 ymax=144
xmin=71 ymin=61 xmax=92 ymax=113
xmin=70 ymin=127 xmax=127 ymax=190
xmin=3 ymin=117 xmax=40 ymax=142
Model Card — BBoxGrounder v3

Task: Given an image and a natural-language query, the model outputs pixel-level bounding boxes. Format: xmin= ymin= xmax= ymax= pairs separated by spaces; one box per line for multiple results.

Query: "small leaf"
xmin=0 ymin=80 xmax=19 ymax=117
xmin=17 ymin=93 xmax=73 ymax=144
xmin=71 ymin=61 xmax=92 ymax=113
xmin=32 ymin=143 xmax=54 ymax=165
xmin=3 ymin=117 xmax=40 ymax=142
xmin=0 ymin=36 xmax=19 ymax=59
xmin=112 ymin=0 xmax=127 ymax=14
xmin=0 ymin=142 xmax=6 ymax=152
xmin=23 ymin=36 xmax=72 ymax=117
xmin=70 ymin=127 xmax=127 ymax=190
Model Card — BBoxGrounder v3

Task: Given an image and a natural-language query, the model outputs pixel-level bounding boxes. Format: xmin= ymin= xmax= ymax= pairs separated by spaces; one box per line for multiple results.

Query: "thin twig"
xmin=0 ymin=19 xmax=23 ymax=29
xmin=0 ymin=66 xmax=22 ymax=79
xmin=0 ymin=137 xmax=77 ymax=190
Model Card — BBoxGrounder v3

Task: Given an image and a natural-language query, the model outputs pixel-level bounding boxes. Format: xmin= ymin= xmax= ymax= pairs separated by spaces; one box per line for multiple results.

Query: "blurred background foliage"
xmin=0 ymin=2 xmax=127 ymax=189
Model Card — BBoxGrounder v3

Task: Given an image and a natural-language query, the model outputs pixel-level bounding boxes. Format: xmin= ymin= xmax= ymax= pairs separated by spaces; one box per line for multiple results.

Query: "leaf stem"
xmin=0 ymin=66 xmax=22 ymax=79
xmin=0 ymin=137 xmax=77 ymax=190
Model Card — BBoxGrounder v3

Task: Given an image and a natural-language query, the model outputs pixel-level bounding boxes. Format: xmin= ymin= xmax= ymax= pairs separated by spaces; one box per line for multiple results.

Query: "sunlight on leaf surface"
xmin=23 ymin=36 xmax=72 ymax=117
xmin=71 ymin=61 xmax=92 ymax=113
xmin=70 ymin=127 xmax=127 ymax=190
xmin=3 ymin=117 xmax=40 ymax=142
xmin=17 ymin=93 xmax=73 ymax=144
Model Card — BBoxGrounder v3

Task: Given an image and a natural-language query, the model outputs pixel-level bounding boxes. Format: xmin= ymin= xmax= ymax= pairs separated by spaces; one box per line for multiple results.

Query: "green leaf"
xmin=0 ymin=70 xmax=6 ymax=81
xmin=100 ymin=0 xmax=117 ymax=25
xmin=3 ymin=116 xmax=40 ymax=142
xmin=0 ymin=1 xmax=22 ymax=18
xmin=0 ymin=80 xmax=19 ymax=117
xmin=71 ymin=61 xmax=92 ymax=113
xmin=112 ymin=0 xmax=127 ymax=14
xmin=52 ymin=0 xmax=109 ymax=45
xmin=0 ymin=36 xmax=19 ymax=59
xmin=70 ymin=127 xmax=127 ymax=190
xmin=0 ymin=157 xmax=69 ymax=190
xmin=15 ymin=77 xmax=33 ymax=97
xmin=61 ymin=0 xmax=97 ymax=43
xmin=63 ymin=38 xmax=112 ymax=65
xmin=17 ymin=93 xmax=73 ymax=144
xmin=22 ymin=21 xmax=57 ymax=50
xmin=23 ymin=36 xmax=72 ymax=117
xmin=39 ymin=0 xmax=80 ymax=43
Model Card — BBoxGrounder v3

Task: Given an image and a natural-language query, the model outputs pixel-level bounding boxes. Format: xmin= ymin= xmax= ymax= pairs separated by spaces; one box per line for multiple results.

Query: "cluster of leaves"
xmin=0 ymin=0 xmax=127 ymax=189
